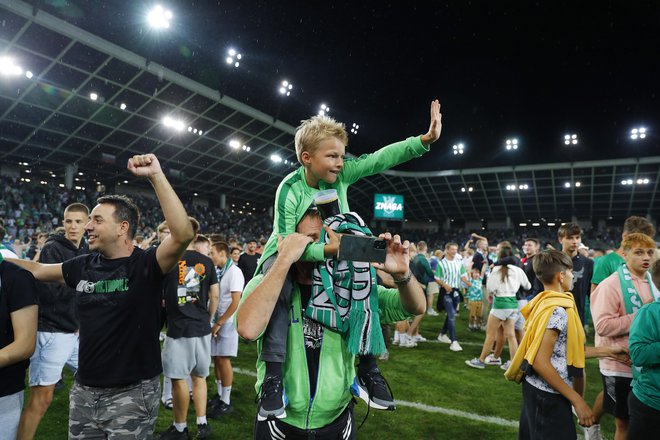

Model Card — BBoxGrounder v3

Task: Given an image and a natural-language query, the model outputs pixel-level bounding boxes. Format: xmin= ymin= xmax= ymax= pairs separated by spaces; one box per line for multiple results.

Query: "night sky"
xmin=39 ymin=0 xmax=660 ymax=171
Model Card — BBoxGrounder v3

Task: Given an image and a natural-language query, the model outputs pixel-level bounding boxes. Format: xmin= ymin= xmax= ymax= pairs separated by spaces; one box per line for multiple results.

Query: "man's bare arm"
xmin=0 ymin=305 xmax=38 ymax=368
xmin=5 ymin=259 xmax=64 ymax=284
xmin=236 ymin=233 xmax=312 ymax=341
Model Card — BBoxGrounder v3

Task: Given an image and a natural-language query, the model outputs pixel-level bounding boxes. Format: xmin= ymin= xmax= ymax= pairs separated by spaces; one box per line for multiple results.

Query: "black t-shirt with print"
xmin=238 ymin=252 xmax=260 ymax=283
xmin=62 ymin=247 xmax=164 ymax=387
xmin=0 ymin=261 xmax=38 ymax=397
xmin=570 ymin=254 xmax=594 ymax=324
xmin=300 ymin=283 xmax=323 ymax=398
xmin=163 ymin=250 xmax=218 ymax=339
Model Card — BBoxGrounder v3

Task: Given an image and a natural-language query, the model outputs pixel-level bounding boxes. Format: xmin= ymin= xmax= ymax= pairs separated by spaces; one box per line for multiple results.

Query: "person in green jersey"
xmin=252 ymin=100 xmax=442 ymax=419
xmin=627 ymin=258 xmax=660 ymax=439
xmin=236 ymin=209 xmax=425 ymax=438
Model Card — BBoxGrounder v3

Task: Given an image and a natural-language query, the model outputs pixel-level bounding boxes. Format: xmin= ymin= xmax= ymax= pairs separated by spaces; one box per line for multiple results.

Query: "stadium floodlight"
xmin=188 ymin=126 xmax=193 ymax=132
xmin=564 ymin=182 xmax=571 ymax=188
xmin=270 ymin=154 xmax=283 ymax=163
xmin=630 ymin=127 xmax=647 ymax=140
xmin=229 ymin=139 xmax=240 ymax=149
xmin=162 ymin=116 xmax=185 ymax=131
xmin=621 ymin=179 xmax=634 ymax=186
xmin=318 ymin=103 xmax=330 ymax=116
xmin=505 ymin=138 xmax=519 ymax=150
xmin=241 ymin=145 xmax=251 ymax=152
xmin=147 ymin=5 xmax=172 ymax=29
xmin=89 ymin=92 xmax=98 ymax=101
xmin=25 ymin=70 xmax=33 ymax=79
xmin=564 ymin=133 xmax=578 ymax=145
xmin=350 ymin=123 xmax=359 ymax=134
xmin=575 ymin=181 xmax=581 ymax=187
xmin=452 ymin=143 xmax=465 ymax=155
xmin=119 ymin=102 xmax=127 ymax=110
xmin=226 ymin=48 xmax=242 ymax=67
xmin=0 ymin=57 xmax=23 ymax=76
xmin=279 ymin=80 xmax=293 ymax=96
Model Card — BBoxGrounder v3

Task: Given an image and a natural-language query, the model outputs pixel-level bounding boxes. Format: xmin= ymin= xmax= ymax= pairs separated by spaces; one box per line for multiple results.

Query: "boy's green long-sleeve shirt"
xmin=256 ymin=136 xmax=429 ymax=274
xmin=629 ymin=301 xmax=660 ymax=411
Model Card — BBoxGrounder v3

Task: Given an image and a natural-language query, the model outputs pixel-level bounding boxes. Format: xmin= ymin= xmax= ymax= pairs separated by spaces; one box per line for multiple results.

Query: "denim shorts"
xmin=28 ymin=331 xmax=79 ymax=386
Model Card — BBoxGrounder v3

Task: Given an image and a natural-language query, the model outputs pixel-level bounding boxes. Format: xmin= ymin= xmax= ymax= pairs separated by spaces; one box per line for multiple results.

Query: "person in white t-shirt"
xmin=208 ymin=241 xmax=245 ymax=415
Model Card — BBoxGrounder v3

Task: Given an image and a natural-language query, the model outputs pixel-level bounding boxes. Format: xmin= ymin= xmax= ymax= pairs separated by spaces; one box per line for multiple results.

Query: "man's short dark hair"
xmin=195 ymin=234 xmax=210 ymax=245
xmin=524 ymin=238 xmax=540 ymax=247
xmin=417 ymin=241 xmax=428 ymax=252
xmin=97 ymin=195 xmax=140 ymax=239
xmin=445 ymin=242 xmax=458 ymax=250
xmin=64 ymin=203 xmax=89 ymax=216
xmin=211 ymin=241 xmax=230 ymax=255
xmin=623 ymin=216 xmax=656 ymax=237
xmin=557 ymin=223 xmax=582 ymax=239
xmin=533 ymin=249 xmax=573 ymax=285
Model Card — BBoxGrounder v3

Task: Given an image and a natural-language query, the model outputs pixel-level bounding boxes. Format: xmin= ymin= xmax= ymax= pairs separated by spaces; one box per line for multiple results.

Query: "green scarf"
xmin=306 ymin=212 xmax=385 ymax=356
xmin=617 ymin=263 xmax=660 ymax=314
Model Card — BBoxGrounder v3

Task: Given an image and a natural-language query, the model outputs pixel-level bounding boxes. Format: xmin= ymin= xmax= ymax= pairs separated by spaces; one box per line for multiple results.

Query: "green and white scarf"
xmin=306 ymin=212 xmax=385 ymax=356
xmin=617 ymin=263 xmax=660 ymax=314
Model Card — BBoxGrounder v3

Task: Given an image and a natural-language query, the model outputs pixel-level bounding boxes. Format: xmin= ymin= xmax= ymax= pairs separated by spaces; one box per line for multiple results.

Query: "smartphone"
xmin=337 ymin=235 xmax=387 ymax=263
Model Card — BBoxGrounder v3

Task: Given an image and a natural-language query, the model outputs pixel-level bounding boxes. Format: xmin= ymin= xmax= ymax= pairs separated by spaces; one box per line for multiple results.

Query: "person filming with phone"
xmin=236 ymin=207 xmax=425 ymax=439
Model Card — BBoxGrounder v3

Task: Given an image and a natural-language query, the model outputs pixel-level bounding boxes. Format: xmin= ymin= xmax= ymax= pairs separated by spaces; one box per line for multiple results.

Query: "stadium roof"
xmin=1 ymin=0 xmax=659 ymax=223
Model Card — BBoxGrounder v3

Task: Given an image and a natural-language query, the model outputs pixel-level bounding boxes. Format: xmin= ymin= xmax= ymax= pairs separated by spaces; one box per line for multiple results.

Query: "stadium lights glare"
xmin=505 ymin=138 xmax=519 ymax=150
xmin=564 ymin=181 xmax=582 ymax=188
xmin=630 ymin=127 xmax=647 ymax=140
xmin=519 ymin=223 xmax=527 ymax=227
xmin=89 ymin=92 xmax=98 ymax=101
xmin=241 ymin=145 xmax=251 ymax=152
xmin=226 ymin=48 xmax=242 ymax=67
xmin=452 ymin=143 xmax=464 ymax=155
xmin=350 ymin=123 xmax=359 ymax=135
xmin=25 ymin=71 xmax=33 ymax=79
xmin=619 ymin=178 xmax=649 ymax=186
xmin=229 ymin=139 xmax=240 ymax=149
xmin=119 ymin=103 xmax=127 ymax=110
xmin=506 ymin=184 xmax=529 ymax=191
xmin=461 ymin=187 xmax=474 ymax=192
xmin=162 ymin=116 xmax=185 ymax=131
xmin=147 ymin=5 xmax=173 ymax=29
xmin=0 ymin=57 xmax=23 ymax=76
xmin=564 ymin=133 xmax=578 ymax=145
xmin=279 ymin=80 xmax=293 ymax=96
xmin=318 ymin=103 xmax=330 ymax=116
xmin=270 ymin=154 xmax=283 ymax=163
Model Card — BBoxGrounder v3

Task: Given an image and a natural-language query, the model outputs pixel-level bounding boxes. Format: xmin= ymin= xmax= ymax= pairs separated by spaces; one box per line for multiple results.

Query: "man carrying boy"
xmin=236 ymin=208 xmax=425 ymax=439
xmin=255 ymin=100 xmax=441 ymax=417
xmin=590 ymin=233 xmax=659 ymax=440
xmin=8 ymin=154 xmax=194 ymax=439
xmin=18 ymin=203 xmax=89 ymax=440
xmin=507 ymin=250 xmax=628 ymax=439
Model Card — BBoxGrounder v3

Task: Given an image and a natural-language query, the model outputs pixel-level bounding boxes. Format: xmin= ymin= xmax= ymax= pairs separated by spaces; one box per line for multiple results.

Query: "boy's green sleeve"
xmin=270 ymin=173 xmax=326 ymax=263
xmin=341 ymin=136 xmax=428 ymax=185
xmin=377 ymin=286 xmax=415 ymax=324
xmin=629 ymin=303 xmax=660 ymax=366
xmin=421 ymin=257 xmax=434 ymax=279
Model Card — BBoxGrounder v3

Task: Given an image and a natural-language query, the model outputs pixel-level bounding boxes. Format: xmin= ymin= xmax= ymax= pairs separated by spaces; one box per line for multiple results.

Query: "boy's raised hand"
xmin=420 ymin=99 xmax=442 ymax=146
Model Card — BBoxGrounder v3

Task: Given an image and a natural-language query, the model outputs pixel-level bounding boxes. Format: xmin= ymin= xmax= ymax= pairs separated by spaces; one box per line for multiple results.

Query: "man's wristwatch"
xmin=393 ymin=271 xmax=412 ymax=285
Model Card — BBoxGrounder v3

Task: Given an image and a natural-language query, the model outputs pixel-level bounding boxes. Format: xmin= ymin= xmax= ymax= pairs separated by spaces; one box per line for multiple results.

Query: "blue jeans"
xmin=441 ymin=291 xmax=459 ymax=342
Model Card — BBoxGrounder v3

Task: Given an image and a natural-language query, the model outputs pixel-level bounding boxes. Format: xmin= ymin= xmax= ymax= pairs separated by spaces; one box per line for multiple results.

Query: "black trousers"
xmin=254 ymin=401 xmax=355 ymax=440
xmin=627 ymin=391 xmax=660 ymax=440
xmin=519 ymin=380 xmax=576 ymax=440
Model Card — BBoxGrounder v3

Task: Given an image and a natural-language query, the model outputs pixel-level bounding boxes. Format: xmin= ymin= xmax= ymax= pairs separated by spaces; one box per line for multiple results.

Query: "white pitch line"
xmin=234 ymin=368 xmax=518 ymax=429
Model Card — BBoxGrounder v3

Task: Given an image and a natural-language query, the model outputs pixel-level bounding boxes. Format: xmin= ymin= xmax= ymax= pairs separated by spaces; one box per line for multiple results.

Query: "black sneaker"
xmin=207 ymin=399 xmax=233 ymax=418
xmin=157 ymin=425 xmax=190 ymax=440
xmin=207 ymin=394 xmax=222 ymax=409
xmin=257 ymin=374 xmax=287 ymax=421
xmin=351 ymin=367 xmax=396 ymax=410
xmin=195 ymin=423 xmax=212 ymax=439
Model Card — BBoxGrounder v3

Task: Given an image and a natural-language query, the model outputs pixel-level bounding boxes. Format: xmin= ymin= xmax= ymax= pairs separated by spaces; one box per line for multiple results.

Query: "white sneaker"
xmin=500 ymin=360 xmax=511 ymax=371
xmin=392 ymin=331 xmax=400 ymax=345
xmin=584 ymin=423 xmax=602 ymax=440
xmin=437 ymin=333 xmax=452 ymax=344
xmin=413 ymin=334 xmax=427 ymax=342
xmin=484 ymin=353 xmax=502 ymax=366
xmin=449 ymin=341 xmax=463 ymax=352
xmin=426 ymin=308 xmax=439 ymax=316
xmin=399 ymin=334 xmax=417 ymax=348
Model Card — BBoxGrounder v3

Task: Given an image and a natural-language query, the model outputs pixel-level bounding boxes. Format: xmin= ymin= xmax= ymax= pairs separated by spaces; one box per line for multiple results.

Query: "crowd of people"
xmin=1 ymin=99 xmax=659 ymax=440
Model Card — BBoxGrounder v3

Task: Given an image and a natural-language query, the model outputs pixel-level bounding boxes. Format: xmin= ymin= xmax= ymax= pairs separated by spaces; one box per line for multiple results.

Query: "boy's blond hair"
xmin=294 ymin=115 xmax=348 ymax=165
